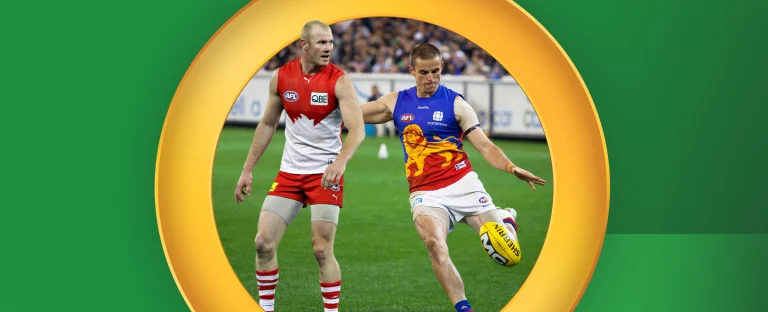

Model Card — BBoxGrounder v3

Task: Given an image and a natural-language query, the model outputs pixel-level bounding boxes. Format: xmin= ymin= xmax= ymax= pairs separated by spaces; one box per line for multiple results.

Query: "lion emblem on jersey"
xmin=402 ymin=124 xmax=463 ymax=178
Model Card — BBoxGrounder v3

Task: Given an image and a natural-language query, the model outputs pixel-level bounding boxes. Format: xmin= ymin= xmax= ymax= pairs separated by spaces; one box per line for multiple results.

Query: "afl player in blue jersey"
xmin=360 ymin=43 xmax=547 ymax=312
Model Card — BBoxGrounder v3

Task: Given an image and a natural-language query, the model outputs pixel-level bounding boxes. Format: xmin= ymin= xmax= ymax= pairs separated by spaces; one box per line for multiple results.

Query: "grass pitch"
xmin=213 ymin=127 xmax=553 ymax=311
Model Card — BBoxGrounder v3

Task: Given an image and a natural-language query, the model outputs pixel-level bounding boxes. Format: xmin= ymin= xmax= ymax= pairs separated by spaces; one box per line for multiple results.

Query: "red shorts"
xmin=267 ymin=171 xmax=344 ymax=208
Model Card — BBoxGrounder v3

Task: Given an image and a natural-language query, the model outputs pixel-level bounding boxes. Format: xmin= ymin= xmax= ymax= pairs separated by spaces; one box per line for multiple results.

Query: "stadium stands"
xmin=256 ymin=18 xmax=508 ymax=80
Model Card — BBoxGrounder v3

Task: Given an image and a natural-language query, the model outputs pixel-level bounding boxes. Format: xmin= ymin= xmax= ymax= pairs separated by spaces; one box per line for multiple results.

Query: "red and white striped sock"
xmin=320 ymin=280 xmax=341 ymax=312
xmin=256 ymin=268 xmax=279 ymax=312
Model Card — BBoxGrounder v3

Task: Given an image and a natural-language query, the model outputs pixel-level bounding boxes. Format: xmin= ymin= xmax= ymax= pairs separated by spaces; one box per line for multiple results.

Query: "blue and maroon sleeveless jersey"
xmin=392 ymin=84 xmax=473 ymax=192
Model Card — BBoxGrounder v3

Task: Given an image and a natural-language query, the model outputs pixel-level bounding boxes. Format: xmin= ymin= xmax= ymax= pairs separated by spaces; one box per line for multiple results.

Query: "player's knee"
xmin=424 ymin=237 xmax=449 ymax=264
xmin=312 ymin=243 xmax=332 ymax=265
xmin=254 ymin=235 xmax=276 ymax=259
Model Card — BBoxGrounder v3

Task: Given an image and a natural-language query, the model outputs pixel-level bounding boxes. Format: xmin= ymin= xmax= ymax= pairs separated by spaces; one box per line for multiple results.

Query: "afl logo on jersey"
xmin=479 ymin=196 xmax=489 ymax=204
xmin=400 ymin=113 xmax=415 ymax=122
xmin=283 ymin=91 xmax=299 ymax=102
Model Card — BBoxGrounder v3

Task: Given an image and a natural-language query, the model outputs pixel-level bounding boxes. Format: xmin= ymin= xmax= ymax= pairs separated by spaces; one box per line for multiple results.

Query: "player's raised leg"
xmin=495 ymin=207 xmax=519 ymax=240
xmin=413 ymin=205 xmax=474 ymax=312
xmin=254 ymin=196 xmax=302 ymax=312
xmin=464 ymin=209 xmax=517 ymax=241
xmin=311 ymin=204 xmax=342 ymax=312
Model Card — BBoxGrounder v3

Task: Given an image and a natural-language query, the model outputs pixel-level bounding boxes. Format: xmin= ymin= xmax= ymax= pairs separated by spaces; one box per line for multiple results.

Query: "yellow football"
xmin=479 ymin=222 xmax=521 ymax=267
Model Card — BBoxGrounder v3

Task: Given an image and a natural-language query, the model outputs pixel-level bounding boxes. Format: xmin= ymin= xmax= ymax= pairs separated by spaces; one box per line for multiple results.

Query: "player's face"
xmin=409 ymin=57 xmax=443 ymax=95
xmin=303 ymin=27 xmax=334 ymax=66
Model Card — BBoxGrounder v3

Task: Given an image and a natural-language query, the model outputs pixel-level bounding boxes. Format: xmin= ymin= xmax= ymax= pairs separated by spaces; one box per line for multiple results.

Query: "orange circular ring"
xmin=155 ymin=0 xmax=610 ymax=311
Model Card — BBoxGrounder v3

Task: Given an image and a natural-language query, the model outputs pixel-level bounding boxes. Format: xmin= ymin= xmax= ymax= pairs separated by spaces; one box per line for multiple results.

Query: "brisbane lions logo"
xmin=402 ymin=124 xmax=464 ymax=178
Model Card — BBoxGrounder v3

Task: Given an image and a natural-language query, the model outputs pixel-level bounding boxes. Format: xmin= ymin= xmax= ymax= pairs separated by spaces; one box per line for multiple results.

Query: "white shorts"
xmin=409 ymin=171 xmax=495 ymax=232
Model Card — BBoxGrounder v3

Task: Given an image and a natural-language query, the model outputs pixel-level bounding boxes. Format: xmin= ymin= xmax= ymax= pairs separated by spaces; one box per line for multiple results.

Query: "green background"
xmin=4 ymin=0 xmax=767 ymax=311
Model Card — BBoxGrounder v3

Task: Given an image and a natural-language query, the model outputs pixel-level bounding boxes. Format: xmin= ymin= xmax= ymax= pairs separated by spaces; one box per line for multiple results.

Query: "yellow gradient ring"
xmin=155 ymin=0 xmax=610 ymax=311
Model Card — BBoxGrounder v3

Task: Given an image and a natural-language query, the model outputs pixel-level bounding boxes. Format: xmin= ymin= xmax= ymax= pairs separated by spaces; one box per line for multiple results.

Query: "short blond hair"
xmin=300 ymin=20 xmax=331 ymax=41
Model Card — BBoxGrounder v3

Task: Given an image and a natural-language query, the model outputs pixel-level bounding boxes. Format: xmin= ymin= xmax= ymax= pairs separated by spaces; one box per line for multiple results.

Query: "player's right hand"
xmin=322 ymin=160 xmax=346 ymax=190
xmin=235 ymin=173 xmax=252 ymax=204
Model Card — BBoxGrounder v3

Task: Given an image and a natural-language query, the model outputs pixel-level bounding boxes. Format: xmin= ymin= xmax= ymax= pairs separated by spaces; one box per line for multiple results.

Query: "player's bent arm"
xmin=465 ymin=128 xmax=519 ymax=172
xmin=334 ymin=75 xmax=366 ymax=165
xmin=456 ymin=96 xmax=518 ymax=172
xmin=241 ymin=70 xmax=283 ymax=175
xmin=360 ymin=92 xmax=397 ymax=124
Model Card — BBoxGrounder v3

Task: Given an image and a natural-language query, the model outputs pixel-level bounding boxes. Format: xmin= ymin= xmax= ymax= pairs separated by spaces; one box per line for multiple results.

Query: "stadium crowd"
xmin=258 ymin=18 xmax=508 ymax=80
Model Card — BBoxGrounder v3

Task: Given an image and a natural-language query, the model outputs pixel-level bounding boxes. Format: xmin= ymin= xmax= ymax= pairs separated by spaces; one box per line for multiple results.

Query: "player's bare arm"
xmin=235 ymin=70 xmax=284 ymax=203
xmin=360 ymin=92 xmax=398 ymax=124
xmin=321 ymin=75 xmax=366 ymax=190
xmin=455 ymin=96 xmax=547 ymax=190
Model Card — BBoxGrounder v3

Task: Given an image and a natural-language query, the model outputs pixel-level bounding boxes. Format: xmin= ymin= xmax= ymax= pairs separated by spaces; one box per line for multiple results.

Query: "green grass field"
xmin=212 ymin=127 xmax=553 ymax=312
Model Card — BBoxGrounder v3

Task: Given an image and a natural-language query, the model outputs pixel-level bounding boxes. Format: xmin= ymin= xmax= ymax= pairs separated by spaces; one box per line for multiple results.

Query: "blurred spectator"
xmin=368 ymin=85 xmax=396 ymax=137
xmin=259 ymin=18 xmax=509 ymax=80
xmin=368 ymin=84 xmax=382 ymax=102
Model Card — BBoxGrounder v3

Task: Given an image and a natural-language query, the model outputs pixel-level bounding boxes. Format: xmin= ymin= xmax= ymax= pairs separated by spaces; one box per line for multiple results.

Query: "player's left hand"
xmin=322 ymin=160 xmax=346 ymax=190
xmin=511 ymin=167 xmax=547 ymax=190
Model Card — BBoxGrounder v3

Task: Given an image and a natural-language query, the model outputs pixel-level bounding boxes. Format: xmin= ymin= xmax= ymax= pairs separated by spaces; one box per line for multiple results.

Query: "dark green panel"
xmin=516 ymin=0 xmax=768 ymax=234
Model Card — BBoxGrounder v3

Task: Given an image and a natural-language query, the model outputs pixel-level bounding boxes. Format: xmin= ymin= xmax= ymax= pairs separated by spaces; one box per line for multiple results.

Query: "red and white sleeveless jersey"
xmin=276 ymin=58 xmax=346 ymax=174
